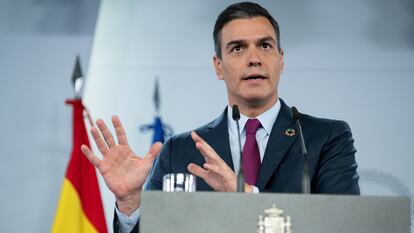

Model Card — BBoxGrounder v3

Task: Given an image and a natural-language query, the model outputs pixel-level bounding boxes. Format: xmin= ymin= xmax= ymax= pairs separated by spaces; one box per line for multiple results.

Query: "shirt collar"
xmin=227 ymin=99 xmax=281 ymax=135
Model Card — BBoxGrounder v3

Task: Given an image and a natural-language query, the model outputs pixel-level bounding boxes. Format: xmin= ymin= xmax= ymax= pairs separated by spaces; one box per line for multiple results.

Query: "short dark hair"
xmin=213 ymin=2 xmax=281 ymax=59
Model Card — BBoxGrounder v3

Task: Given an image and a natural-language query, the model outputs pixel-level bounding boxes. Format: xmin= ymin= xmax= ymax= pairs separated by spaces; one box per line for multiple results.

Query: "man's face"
xmin=214 ymin=16 xmax=284 ymax=109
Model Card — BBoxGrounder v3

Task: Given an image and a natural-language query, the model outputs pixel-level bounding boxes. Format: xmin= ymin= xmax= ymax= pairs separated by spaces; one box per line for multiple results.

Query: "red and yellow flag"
xmin=52 ymin=99 xmax=108 ymax=233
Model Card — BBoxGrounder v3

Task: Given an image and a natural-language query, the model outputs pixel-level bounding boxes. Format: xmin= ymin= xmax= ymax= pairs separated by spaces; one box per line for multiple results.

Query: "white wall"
xmin=86 ymin=1 xmax=414 ymax=232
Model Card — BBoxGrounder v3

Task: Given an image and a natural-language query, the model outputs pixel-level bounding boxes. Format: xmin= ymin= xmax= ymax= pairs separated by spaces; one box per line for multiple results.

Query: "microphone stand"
xmin=232 ymin=105 xmax=245 ymax=193
xmin=292 ymin=106 xmax=310 ymax=194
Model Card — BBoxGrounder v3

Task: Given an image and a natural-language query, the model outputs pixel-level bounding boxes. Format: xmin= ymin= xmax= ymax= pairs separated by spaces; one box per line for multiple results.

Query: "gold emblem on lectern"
xmin=257 ymin=204 xmax=292 ymax=233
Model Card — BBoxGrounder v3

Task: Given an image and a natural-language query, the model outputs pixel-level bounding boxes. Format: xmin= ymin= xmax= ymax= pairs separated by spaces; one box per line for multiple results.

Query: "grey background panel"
xmin=0 ymin=0 xmax=100 ymax=232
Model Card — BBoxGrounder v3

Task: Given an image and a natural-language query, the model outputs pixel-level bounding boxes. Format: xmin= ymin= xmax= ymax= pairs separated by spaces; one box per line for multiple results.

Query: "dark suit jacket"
xmin=114 ymin=99 xmax=360 ymax=232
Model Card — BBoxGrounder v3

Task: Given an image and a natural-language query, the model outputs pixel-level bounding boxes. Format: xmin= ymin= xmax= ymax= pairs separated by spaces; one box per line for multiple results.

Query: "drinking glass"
xmin=162 ymin=173 xmax=196 ymax=192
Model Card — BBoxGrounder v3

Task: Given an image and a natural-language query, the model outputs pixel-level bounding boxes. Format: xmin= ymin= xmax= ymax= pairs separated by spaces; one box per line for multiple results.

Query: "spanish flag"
xmin=51 ymin=99 xmax=108 ymax=233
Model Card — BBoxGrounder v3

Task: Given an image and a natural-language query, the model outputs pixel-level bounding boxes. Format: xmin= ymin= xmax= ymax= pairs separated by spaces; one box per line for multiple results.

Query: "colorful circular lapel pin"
xmin=285 ymin=128 xmax=296 ymax=137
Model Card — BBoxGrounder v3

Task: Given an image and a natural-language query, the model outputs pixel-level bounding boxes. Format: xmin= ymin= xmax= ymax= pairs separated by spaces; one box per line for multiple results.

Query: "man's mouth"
xmin=242 ymin=75 xmax=267 ymax=80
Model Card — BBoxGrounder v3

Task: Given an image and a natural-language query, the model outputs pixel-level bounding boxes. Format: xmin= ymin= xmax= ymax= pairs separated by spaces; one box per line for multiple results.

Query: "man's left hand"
xmin=187 ymin=131 xmax=253 ymax=193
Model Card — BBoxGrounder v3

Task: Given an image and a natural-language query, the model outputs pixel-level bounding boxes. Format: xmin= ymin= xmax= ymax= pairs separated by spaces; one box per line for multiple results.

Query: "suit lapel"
xmin=200 ymin=109 xmax=234 ymax=171
xmin=256 ymin=100 xmax=297 ymax=189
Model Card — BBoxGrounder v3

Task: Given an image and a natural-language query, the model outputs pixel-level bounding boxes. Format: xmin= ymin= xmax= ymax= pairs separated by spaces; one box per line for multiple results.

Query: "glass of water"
xmin=162 ymin=173 xmax=196 ymax=192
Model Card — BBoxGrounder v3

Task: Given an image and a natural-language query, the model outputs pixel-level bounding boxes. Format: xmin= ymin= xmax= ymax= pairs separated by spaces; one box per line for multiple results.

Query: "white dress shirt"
xmin=227 ymin=99 xmax=281 ymax=175
xmin=116 ymin=99 xmax=281 ymax=233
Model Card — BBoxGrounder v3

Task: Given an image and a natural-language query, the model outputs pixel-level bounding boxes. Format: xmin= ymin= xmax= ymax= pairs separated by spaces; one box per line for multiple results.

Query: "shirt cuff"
xmin=115 ymin=205 xmax=141 ymax=233
xmin=252 ymin=186 xmax=260 ymax=193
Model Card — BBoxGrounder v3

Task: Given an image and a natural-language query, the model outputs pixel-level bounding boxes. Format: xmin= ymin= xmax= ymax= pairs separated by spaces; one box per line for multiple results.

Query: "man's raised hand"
xmin=187 ymin=131 xmax=253 ymax=193
xmin=81 ymin=116 xmax=162 ymax=216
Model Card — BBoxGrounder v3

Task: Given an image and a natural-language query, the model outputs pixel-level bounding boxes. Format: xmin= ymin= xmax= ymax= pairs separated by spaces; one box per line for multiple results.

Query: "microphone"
xmin=232 ymin=105 xmax=244 ymax=192
xmin=291 ymin=106 xmax=310 ymax=194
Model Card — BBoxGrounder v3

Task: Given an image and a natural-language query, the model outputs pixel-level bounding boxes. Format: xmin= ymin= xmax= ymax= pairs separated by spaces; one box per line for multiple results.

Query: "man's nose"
xmin=247 ymin=48 xmax=262 ymax=67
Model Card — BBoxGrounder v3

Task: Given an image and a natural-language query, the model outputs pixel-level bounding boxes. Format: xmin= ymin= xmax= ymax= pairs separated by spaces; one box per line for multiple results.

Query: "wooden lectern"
xmin=140 ymin=191 xmax=410 ymax=233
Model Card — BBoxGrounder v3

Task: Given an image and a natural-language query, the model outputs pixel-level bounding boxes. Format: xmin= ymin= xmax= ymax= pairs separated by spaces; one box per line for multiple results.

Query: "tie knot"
xmin=245 ymin=118 xmax=261 ymax=134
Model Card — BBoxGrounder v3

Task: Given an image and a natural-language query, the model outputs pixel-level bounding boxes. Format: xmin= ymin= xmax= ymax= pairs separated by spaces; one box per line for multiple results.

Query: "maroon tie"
xmin=242 ymin=119 xmax=262 ymax=185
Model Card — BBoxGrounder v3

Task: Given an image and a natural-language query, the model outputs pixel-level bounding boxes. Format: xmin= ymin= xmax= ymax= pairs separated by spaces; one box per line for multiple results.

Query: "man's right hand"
xmin=81 ymin=115 xmax=162 ymax=216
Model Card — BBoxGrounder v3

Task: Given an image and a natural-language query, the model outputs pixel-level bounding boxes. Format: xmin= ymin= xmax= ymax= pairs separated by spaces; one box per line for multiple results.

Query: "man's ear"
xmin=213 ymin=55 xmax=223 ymax=80
xmin=279 ymin=49 xmax=285 ymax=72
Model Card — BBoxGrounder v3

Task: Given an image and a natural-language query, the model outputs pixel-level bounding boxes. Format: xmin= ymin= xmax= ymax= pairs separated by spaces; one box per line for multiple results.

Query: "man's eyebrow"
xmin=225 ymin=37 xmax=277 ymax=50
xmin=225 ymin=40 xmax=246 ymax=50
xmin=257 ymin=36 xmax=277 ymax=44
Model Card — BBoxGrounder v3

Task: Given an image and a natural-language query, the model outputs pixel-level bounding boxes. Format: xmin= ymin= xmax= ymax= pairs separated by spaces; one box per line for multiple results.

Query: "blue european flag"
xmin=140 ymin=78 xmax=173 ymax=189
xmin=152 ymin=116 xmax=166 ymax=143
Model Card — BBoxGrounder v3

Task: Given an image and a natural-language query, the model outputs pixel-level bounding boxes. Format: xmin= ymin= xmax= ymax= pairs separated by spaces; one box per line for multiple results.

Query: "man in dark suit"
xmin=81 ymin=2 xmax=359 ymax=233
xmin=149 ymin=98 xmax=359 ymax=194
